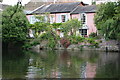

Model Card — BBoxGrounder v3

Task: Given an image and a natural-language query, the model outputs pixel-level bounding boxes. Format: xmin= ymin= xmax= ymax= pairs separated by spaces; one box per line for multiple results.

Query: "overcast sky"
xmin=2 ymin=0 xmax=92 ymax=5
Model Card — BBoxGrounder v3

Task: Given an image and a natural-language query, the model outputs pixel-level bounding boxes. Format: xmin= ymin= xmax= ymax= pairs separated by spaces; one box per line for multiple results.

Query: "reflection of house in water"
xmin=86 ymin=62 xmax=97 ymax=78
xmin=80 ymin=62 xmax=97 ymax=78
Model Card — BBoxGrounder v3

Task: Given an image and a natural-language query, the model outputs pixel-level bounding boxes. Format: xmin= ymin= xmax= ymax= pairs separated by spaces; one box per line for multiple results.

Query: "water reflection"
xmin=2 ymin=50 xmax=29 ymax=79
xmin=2 ymin=50 xmax=120 ymax=79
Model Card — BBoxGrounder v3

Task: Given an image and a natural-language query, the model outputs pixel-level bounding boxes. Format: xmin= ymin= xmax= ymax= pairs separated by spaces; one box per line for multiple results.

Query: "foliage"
xmin=68 ymin=35 xmax=85 ymax=44
xmin=86 ymin=38 xmax=99 ymax=48
xmin=89 ymin=32 xmax=97 ymax=38
xmin=61 ymin=19 xmax=82 ymax=36
xmin=37 ymin=25 xmax=60 ymax=49
xmin=51 ymin=23 xmax=62 ymax=29
xmin=2 ymin=4 xmax=29 ymax=45
xmin=29 ymin=13 xmax=62 ymax=49
xmin=22 ymin=39 xmax=40 ymax=49
xmin=94 ymin=2 xmax=120 ymax=40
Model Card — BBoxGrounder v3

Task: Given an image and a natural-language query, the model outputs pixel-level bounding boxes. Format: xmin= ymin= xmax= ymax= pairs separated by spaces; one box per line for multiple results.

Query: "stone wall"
xmin=32 ymin=40 xmax=120 ymax=52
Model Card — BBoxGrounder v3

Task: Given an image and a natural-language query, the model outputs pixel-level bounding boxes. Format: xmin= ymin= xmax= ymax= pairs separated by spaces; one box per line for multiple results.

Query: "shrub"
xmin=86 ymin=38 xmax=99 ymax=48
xmin=89 ymin=32 xmax=97 ymax=38
xmin=60 ymin=38 xmax=71 ymax=48
xmin=68 ymin=35 xmax=85 ymax=44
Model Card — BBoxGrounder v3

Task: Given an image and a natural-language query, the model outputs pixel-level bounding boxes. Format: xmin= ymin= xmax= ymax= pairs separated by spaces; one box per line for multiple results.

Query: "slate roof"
xmin=71 ymin=5 xmax=97 ymax=14
xmin=24 ymin=2 xmax=54 ymax=11
xmin=32 ymin=2 xmax=82 ymax=14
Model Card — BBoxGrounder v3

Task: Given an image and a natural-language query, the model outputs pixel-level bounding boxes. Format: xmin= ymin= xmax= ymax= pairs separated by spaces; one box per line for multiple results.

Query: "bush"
xmin=68 ymin=35 xmax=85 ymax=44
xmin=23 ymin=40 xmax=40 ymax=49
xmin=89 ymin=32 xmax=97 ymax=38
xmin=86 ymin=38 xmax=99 ymax=48
xmin=60 ymin=38 xmax=71 ymax=48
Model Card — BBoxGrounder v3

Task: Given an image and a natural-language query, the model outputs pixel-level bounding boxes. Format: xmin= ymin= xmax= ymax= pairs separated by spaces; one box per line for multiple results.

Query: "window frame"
xmin=79 ymin=29 xmax=87 ymax=36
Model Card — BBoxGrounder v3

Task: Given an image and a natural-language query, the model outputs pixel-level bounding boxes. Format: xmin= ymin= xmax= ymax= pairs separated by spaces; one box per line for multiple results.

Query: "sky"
xmin=2 ymin=0 xmax=92 ymax=5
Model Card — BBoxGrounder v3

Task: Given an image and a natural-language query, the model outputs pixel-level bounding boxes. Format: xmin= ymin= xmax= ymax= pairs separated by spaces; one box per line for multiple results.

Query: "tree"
xmin=28 ymin=14 xmax=61 ymax=49
xmin=94 ymin=2 xmax=120 ymax=40
xmin=61 ymin=19 xmax=82 ymax=36
xmin=60 ymin=19 xmax=82 ymax=48
xmin=2 ymin=3 xmax=29 ymax=47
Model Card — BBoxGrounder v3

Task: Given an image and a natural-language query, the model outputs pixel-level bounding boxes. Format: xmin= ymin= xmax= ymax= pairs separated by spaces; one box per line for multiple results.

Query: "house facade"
xmin=71 ymin=5 xmax=97 ymax=36
xmin=26 ymin=2 xmax=97 ymax=37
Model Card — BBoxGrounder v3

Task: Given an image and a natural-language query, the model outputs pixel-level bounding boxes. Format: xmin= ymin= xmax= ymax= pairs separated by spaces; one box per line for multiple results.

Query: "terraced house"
xmin=26 ymin=2 xmax=97 ymax=37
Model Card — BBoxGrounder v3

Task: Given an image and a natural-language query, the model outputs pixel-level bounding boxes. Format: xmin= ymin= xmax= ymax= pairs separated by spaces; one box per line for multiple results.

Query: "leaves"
xmin=61 ymin=19 xmax=82 ymax=36
xmin=2 ymin=5 xmax=29 ymax=44
xmin=94 ymin=1 xmax=120 ymax=40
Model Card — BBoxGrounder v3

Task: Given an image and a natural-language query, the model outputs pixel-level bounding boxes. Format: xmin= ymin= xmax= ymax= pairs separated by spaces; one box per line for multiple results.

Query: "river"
xmin=2 ymin=50 xmax=120 ymax=79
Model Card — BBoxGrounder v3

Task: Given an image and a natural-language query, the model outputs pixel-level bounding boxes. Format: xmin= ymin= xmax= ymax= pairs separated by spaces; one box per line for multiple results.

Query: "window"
xmin=50 ymin=16 xmax=54 ymax=23
xmin=79 ymin=29 xmax=87 ymax=36
xmin=61 ymin=15 xmax=66 ymax=22
xmin=81 ymin=13 xmax=86 ymax=24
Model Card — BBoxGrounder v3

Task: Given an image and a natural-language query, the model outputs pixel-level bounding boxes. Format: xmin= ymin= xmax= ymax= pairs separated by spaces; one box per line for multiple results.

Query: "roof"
xmin=71 ymin=5 xmax=97 ymax=14
xmin=24 ymin=10 xmax=33 ymax=14
xmin=32 ymin=2 xmax=83 ymax=14
xmin=24 ymin=2 xmax=54 ymax=11
xmin=24 ymin=0 xmax=81 ymax=11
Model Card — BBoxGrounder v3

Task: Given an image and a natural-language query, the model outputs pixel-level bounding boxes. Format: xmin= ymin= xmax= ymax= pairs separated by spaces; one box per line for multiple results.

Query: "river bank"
xmin=32 ymin=39 xmax=120 ymax=52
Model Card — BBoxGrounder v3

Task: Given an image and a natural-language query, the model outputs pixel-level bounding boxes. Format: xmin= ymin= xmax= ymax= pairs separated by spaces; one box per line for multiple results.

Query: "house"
xmin=26 ymin=2 xmax=97 ymax=37
xmin=26 ymin=2 xmax=88 ymax=23
xmin=71 ymin=5 xmax=97 ymax=36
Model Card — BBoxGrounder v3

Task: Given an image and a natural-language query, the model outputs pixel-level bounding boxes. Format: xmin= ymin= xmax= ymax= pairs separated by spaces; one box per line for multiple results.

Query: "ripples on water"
xmin=2 ymin=50 xmax=120 ymax=79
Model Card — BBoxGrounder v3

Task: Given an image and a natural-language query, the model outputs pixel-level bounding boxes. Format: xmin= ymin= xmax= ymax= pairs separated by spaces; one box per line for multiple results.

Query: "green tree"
xmin=2 ymin=3 xmax=29 ymax=47
xmin=28 ymin=14 xmax=61 ymax=49
xmin=61 ymin=19 xmax=82 ymax=36
xmin=94 ymin=2 xmax=120 ymax=40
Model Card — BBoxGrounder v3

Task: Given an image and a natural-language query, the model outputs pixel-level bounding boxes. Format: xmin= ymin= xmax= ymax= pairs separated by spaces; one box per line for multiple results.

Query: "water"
xmin=2 ymin=50 xmax=120 ymax=79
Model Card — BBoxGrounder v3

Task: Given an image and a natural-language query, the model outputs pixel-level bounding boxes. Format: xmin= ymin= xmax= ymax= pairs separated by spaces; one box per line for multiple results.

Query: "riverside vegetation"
xmin=2 ymin=1 xmax=120 ymax=51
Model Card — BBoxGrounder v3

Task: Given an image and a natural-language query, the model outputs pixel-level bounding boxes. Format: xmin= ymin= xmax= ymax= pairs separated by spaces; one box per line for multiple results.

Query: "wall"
xmin=26 ymin=15 xmax=38 ymax=24
xmin=71 ymin=13 xmax=97 ymax=36
xmin=86 ymin=13 xmax=97 ymax=36
xmin=51 ymin=13 xmax=71 ymax=23
xmin=71 ymin=14 xmax=80 ymax=20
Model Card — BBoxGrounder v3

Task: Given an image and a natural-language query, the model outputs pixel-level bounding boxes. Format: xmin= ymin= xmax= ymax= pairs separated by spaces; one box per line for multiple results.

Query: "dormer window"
xmin=61 ymin=15 xmax=66 ymax=22
xmin=81 ymin=13 xmax=86 ymax=24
